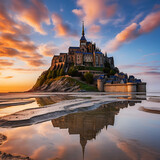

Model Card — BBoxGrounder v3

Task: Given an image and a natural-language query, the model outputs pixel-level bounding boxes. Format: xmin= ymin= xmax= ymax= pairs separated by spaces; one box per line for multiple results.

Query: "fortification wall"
xmin=97 ymin=79 xmax=104 ymax=92
xmin=104 ymin=84 xmax=128 ymax=92
xmin=97 ymin=80 xmax=146 ymax=92
xmin=137 ymin=83 xmax=146 ymax=92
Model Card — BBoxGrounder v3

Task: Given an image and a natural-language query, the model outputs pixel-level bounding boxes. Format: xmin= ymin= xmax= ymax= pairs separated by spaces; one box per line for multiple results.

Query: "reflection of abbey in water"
xmin=51 ymin=100 xmax=141 ymax=159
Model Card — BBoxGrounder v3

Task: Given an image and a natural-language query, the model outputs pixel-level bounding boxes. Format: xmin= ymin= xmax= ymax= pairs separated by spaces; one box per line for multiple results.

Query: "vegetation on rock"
xmin=84 ymin=72 xmax=93 ymax=84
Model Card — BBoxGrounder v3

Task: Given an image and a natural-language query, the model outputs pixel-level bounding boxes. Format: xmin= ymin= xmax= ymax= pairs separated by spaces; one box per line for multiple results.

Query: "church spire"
xmin=82 ymin=21 xmax=85 ymax=36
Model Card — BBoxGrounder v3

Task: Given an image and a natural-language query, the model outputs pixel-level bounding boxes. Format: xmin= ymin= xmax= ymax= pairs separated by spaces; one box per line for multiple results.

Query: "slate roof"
xmin=69 ymin=47 xmax=80 ymax=49
xmin=83 ymin=52 xmax=92 ymax=55
xmin=95 ymin=52 xmax=103 ymax=54
xmin=106 ymin=80 xmax=113 ymax=84
xmin=75 ymin=51 xmax=83 ymax=53
xmin=80 ymin=35 xmax=86 ymax=41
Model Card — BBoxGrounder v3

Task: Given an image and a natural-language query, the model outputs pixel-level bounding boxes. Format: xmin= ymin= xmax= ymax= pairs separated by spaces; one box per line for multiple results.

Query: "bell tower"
xmin=80 ymin=21 xmax=87 ymax=47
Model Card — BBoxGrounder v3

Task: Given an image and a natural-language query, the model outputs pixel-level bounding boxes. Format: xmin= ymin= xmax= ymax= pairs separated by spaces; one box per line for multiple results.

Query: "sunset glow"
xmin=0 ymin=0 xmax=160 ymax=92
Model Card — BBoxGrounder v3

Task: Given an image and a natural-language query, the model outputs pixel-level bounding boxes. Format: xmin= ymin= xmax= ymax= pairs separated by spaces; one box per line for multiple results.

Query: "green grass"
xmin=67 ymin=77 xmax=98 ymax=91
xmin=32 ymin=75 xmax=98 ymax=92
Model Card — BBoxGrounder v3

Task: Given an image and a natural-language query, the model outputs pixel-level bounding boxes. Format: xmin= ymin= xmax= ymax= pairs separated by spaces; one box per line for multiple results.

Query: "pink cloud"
xmin=139 ymin=11 xmax=160 ymax=34
xmin=135 ymin=71 xmax=160 ymax=76
xmin=87 ymin=24 xmax=102 ymax=39
xmin=105 ymin=11 xmax=160 ymax=52
xmin=52 ymin=13 xmax=78 ymax=37
xmin=38 ymin=43 xmax=59 ymax=57
xmin=118 ymin=64 xmax=160 ymax=72
xmin=11 ymin=0 xmax=50 ymax=35
xmin=88 ymin=25 xmax=101 ymax=33
xmin=72 ymin=9 xmax=83 ymax=17
xmin=106 ymin=23 xmax=138 ymax=52
xmin=73 ymin=0 xmax=117 ymax=26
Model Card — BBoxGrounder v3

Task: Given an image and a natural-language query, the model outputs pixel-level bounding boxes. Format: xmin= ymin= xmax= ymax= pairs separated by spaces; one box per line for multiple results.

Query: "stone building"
xmin=50 ymin=22 xmax=113 ymax=71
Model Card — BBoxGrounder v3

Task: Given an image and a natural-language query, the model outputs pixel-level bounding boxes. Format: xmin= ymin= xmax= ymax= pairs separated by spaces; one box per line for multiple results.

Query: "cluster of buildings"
xmin=50 ymin=22 xmax=114 ymax=71
xmin=105 ymin=72 xmax=142 ymax=84
xmin=49 ymin=22 xmax=146 ymax=92
xmin=97 ymin=72 xmax=146 ymax=92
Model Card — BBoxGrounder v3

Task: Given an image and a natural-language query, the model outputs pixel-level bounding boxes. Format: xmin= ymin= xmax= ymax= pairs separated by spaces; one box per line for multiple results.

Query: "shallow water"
xmin=0 ymin=92 xmax=160 ymax=160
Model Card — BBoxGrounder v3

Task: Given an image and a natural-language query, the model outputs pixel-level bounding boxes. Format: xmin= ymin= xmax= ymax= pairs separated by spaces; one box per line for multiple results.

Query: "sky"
xmin=0 ymin=0 xmax=160 ymax=92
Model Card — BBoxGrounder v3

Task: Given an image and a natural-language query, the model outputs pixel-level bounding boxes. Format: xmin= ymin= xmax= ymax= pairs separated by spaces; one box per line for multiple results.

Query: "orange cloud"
xmin=26 ymin=59 xmax=45 ymax=67
xmin=0 ymin=33 xmax=37 ymax=53
xmin=0 ymin=1 xmax=46 ymax=67
xmin=11 ymin=0 xmax=50 ymax=35
xmin=52 ymin=13 xmax=78 ymax=37
xmin=0 ymin=33 xmax=44 ymax=67
xmin=105 ymin=11 xmax=160 ymax=52
xmin=73 ymin=0 xmax=117 ymax=25
xmin=3 ymin=76 xmax=13 ymax=79
xmin=0 ymin=59 xmax=14 ymax=66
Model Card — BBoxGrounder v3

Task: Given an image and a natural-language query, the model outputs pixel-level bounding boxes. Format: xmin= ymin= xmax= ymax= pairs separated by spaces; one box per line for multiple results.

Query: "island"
xmin=31 ymin=22 xmax=146 ymax=92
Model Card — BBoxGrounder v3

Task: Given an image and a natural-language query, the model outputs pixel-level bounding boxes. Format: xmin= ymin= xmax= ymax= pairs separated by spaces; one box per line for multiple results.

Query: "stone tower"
xmin=80 ymin=21 xmax=87 ymax=47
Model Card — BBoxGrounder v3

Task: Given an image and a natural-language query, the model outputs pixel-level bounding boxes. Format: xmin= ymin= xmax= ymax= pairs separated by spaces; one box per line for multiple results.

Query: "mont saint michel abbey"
xmin=50 ymin=22 xmax=114 ymax=70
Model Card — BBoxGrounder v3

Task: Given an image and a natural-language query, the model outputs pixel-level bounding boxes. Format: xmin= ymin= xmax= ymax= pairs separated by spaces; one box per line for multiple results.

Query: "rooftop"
xmin=69 ymin=47 xmax=80 ymax=49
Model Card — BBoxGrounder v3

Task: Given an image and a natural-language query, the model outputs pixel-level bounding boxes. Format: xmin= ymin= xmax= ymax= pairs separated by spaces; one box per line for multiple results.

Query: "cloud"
xmin=130 ymin=12 xmax=143 ymax=24
xmin=38 ymin=43 xmax=59 ymax=57
xmin=52 ymin=13 xmax=78 ymax=37
xmin=10 ymin=0 xmax=50 ymax=35
xmin=0 ymin=33 xmax=37 ymax=53
xmin=73 ymin=0 xmax=117 ymax=26
xmin=0 ymin=1 xmax=46 ymax=67
xmin=6 ymin=68 xmax=44 ymax=72
xmin=87 ymin=24 xmax=102 ymax=39
xmin=118 ymin=64 xmax=160 ymax=72
xmin=139 ymin=11 xmax=160 ymax=34
xmin=107 ymin=128 xmax=160 ymax=160
xmin=3 ymin=76 xmax=13 ymax=79
xmin=0 ymin=33 xmax=44 ymax=67
xmin=135 ymin=71 xmax=160 ymax=76
xmin=0 ymin=59 xmax=14 ymax=66
xmin=39 ymin=41 xmax=72 ymax=57
xmin=26 ymin=59 xmax=45 ymax=67
xmin=105 ymin=11 xmax=160 ymax=52
xmin=106 ymin=23 xmax=138 ymax=52
xmin=0 ymin=74 xmax=13 ymax=79
xmin=72 ymin=9 xmax=84 ymax=17
xmin=88 ymin=25 xmax=101 ymax=33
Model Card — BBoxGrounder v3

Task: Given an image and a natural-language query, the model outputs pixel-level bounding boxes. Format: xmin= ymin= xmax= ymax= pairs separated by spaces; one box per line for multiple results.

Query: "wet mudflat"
xmin=0 ymin=92 xmax=160 ymax=160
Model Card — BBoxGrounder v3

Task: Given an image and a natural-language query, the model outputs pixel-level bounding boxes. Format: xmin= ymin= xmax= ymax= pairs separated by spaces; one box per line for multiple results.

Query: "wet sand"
xmin=0 ymin=92 xmax=160 ymax=160
xmin=139 ymin=106 xmax=160 ymax=114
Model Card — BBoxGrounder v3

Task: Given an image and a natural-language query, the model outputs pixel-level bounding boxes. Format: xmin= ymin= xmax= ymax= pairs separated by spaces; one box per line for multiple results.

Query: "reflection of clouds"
xmin=0 ymin=101 xmax=159 ymax=160
xmin=32 ymin=146 xmax=47 ymax=159
xmin=106 ymin=128 xmax=160 ymax=160
xmin=0 ymin=121 xmax=81 ymax=160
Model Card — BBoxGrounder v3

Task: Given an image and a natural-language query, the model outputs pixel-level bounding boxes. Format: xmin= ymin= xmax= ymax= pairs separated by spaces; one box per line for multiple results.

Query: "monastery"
xmin=49 ymin=22 xmax=146 ymax=93
xmin=50 ymin=22 xmax=114 ymax=71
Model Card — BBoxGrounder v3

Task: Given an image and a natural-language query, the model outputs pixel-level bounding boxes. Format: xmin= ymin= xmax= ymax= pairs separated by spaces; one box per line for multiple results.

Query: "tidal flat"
xmin=0 ymin=92 xmax=160 ymax=160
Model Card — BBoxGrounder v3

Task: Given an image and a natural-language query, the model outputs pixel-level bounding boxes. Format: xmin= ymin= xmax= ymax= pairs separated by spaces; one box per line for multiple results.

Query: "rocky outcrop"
xmin=31 ymin=76 xmax=81 ymax=92
xmin=0 ymin=133 xmax=32 ymax=160
xmin=0 ymin=133 xmax=7 ymax=145
xmin=0 ymin=152 xmax=31 ymax=160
